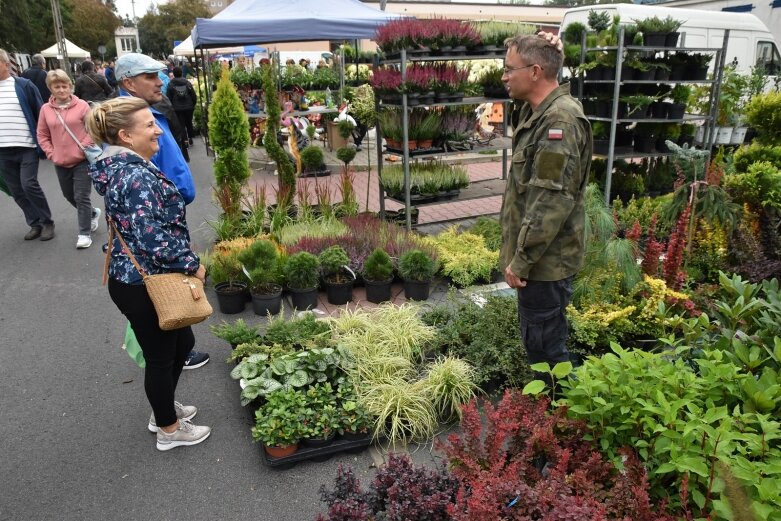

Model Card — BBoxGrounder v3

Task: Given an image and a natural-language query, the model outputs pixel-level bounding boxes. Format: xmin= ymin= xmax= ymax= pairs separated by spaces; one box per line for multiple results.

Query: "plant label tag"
xmin=548 ymin=128 xmax=563 ymax=140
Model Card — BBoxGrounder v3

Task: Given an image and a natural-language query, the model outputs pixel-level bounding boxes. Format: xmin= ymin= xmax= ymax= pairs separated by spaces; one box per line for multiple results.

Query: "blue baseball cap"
xmin=115 ymin=53 xmax=165 ymax=80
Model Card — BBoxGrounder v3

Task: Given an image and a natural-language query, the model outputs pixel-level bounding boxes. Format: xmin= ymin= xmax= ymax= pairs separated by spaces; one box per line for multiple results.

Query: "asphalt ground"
xmin=0 ymin=140 xmax=385 ymax=521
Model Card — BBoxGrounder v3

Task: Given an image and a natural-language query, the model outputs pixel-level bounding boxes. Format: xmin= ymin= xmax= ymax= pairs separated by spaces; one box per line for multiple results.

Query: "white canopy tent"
xmin=40 ymin=38 xmax=91 ymax=59
xmin=173 ymin=36 xmax=246 ymax=57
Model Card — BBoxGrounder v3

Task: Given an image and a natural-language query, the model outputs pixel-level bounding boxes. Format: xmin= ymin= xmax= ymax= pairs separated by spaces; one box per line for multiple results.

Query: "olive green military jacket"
xmin=499 ymin=82 xmax=592 ymax=281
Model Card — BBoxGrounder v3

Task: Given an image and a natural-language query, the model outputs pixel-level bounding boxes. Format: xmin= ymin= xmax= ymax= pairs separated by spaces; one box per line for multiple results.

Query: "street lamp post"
xmin=98 ymin=43 xmax=106 ymax=64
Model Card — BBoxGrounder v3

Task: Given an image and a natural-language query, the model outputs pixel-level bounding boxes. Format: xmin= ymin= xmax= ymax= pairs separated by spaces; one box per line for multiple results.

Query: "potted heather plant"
xmin=398 ymin=249 xmax=438 ymax=301
xmin=319 ymin=245 xmax=355 ymax=305
xmin=362 ymin=248 xmax=394 ymax=304
xmin=284 ymin=251 xmax=320 ymax=310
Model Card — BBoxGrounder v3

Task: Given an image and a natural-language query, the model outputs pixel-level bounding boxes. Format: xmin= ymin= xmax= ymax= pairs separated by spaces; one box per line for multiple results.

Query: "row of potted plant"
xmin=381 ymin=161 xmax=470 ymax=202
xmin=370 ymin=63 xmax=471 ymax=102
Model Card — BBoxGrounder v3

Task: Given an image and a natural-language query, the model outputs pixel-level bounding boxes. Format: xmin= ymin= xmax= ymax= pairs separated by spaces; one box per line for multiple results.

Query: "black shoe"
xmin=24 ymin=226 xmax=42 ymax=240
xmin=183 ymin=350 xmax=210 ymax=370
xmin=39 ymin=223 xmax=55 ymax=241
xmin=188 ymin=138 xmax=194 ymax=145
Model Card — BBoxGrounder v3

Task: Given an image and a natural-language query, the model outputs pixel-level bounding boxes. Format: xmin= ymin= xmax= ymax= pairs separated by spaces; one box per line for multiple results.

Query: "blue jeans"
xmin=0 ymin=146 xmax=52 ymax=228
xmin=516 ymin=277 xmax=574 ymax=366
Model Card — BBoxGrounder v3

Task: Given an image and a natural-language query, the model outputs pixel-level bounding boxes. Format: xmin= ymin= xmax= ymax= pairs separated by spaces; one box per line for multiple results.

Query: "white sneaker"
xmin=148 ymin=401 xmax=198 ymax=433
xmin=156 ymin=419 xmax=211 ymax=451
xmin=90 ymin=207 xmax=102 ymax=232
xmin=76 ymin=235 xmax=92 ymax=249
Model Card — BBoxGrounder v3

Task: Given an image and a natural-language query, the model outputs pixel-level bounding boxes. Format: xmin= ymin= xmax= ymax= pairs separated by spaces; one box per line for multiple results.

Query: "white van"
xmin=560 ymin=4 xmax=780 ymax=76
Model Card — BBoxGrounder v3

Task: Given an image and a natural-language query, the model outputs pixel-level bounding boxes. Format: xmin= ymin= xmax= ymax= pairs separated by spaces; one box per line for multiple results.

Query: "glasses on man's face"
xmin=502 ymin=63 xmax=540 ymax=75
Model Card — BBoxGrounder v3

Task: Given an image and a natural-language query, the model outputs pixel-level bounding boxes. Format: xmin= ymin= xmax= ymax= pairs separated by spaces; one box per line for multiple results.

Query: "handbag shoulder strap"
xmin=54 ymin=109 xmax=87 ymax=152
xmin=103 ymin=218 xmax=148 ymax=285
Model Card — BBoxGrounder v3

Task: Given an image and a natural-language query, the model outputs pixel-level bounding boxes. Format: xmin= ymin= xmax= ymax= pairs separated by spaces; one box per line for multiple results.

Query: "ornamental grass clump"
xmin=419 ymin=356 xmax=478 ymax=420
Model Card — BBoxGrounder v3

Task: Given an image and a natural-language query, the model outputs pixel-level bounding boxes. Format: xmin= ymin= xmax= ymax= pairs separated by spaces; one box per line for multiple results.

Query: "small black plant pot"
xmin=403 ymin=279 xmax=431 ymax=301
xmin=666 ymin=32 xmax=680 ymax=48
xmin=593 ymin=139 xmax=610 ymax=155
xmin=325 ymin=279 xmax=354 ymax=305
xmin=364 ymin=278 xmax=393 ymax=304
xmin=667 ymin=103 xmax=686 ymax=120
xmin=633 ymin=136 xmax=656 ymax=153
xmin=678 ymin=134 xmax=695 ymax=147
xmin=643 ymin=33 xmax=667 ymax=47
xmin=251 ymin=285 xmax=283 ymax=316
xmin=289 ymin=287 xmax=319 ymax=310
xmin=214 ymin=281 xmax=248 ymax=314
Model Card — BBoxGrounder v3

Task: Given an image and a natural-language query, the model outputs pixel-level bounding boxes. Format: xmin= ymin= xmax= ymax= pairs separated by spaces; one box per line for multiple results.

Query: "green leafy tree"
xmin=63 ymin=0 xmax=121 ymax=56
xmin=0 ymin=0 xmax=58 ymax=53
xmin=137 ymin=0 xmax=210 ymax=58
xmin=208 ymin=68 xmax=250 ymax=220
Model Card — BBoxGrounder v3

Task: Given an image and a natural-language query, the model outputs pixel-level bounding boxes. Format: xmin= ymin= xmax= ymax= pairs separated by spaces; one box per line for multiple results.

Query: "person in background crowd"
xmin=500 ymin=33 xmax=592 ymax=388
xmin=166 ymin=66 xmax=197 ymax=146
xmin=115 ymin=52 xmax=208 ymax=369
xmin=0 ymin=48 xmax=55 ymax=241
xmin=86 ymin=97 xmax=211 ymax=451
xmin=21 ymin=54 xmax=50 ymax=102
xmin=75 ymin=60 xmax=114 ymax=103
xmin=104 ymin=59 xmax=118 ymax=93
xmin=36 ymin=69 xmax=101 ymax=249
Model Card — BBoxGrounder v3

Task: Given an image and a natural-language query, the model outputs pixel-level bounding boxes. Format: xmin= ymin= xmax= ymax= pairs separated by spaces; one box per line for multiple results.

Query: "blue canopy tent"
xmin=191 ymin=0 xmax=404 ymax=48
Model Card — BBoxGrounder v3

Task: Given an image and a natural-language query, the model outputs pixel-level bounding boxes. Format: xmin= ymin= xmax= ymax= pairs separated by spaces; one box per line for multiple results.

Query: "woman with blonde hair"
xmin=37 ymin=69 xmax=102 ymax=249
xmin=87 ymin=97 xmax=210 ymax=451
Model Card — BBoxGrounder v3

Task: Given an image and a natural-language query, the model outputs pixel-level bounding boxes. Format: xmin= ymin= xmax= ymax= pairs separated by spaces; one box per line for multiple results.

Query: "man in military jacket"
xmin=499 ymin=33 xmax=592 ymax=374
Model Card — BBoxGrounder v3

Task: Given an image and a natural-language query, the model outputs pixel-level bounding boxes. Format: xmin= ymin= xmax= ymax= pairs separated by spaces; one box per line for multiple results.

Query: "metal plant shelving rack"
xmin=374 ymin=50 xmax=511 ymax=230
xmin=577 ymin=27 xmax=730 ymax=203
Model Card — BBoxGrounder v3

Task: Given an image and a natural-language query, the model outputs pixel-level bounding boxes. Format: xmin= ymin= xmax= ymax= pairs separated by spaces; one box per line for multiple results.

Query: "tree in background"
xmin=0 ymin=0 xmax=60 ymax=53
xmin=138 ymin=0 xmax=210 ymax=58
xmin=63 ymin=0 xmax=121 ymax=58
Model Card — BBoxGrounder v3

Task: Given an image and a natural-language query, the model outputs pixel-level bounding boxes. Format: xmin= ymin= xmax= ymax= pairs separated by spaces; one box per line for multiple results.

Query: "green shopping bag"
xmin=122 ymin=322 xmax=146 ymax=368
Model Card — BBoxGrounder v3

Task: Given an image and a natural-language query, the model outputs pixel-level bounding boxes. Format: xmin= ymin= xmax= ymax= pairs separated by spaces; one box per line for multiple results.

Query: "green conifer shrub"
xmin=208 ymin=68 xmax=250 ymax=219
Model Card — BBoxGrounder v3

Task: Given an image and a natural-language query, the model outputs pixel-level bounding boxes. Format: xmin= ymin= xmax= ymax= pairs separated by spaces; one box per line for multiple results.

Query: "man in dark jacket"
xmin=21 ymin=54 xmax=50 ymax=101
xmin=104 ymin=59 xmax=118 ymax=91
xmin=165 ymin=67 xmax=197 ymax=145
xmin=0 ymin=48 xmax=55 ymax=241
xmin=74 ymin=60 xmax=114 ymax=102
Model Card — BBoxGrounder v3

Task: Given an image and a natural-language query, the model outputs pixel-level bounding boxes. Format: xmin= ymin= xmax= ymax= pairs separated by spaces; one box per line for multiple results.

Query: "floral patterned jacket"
xmin=90 ymin=147 xmax=200 ymax=284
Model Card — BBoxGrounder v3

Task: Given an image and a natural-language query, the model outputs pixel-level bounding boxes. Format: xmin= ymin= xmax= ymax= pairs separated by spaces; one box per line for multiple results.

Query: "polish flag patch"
xmin=548 ymin=128 xmax=563 ymax=140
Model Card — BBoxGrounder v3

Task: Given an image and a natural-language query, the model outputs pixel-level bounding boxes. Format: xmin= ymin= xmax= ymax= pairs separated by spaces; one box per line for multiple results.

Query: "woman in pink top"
xmin=37 ymin=69 xmax=101 ymax=249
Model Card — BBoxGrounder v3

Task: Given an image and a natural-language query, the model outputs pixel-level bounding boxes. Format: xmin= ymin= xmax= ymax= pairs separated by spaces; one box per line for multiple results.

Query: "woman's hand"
xmin=194 ymin=264 xmax=206 ymax=283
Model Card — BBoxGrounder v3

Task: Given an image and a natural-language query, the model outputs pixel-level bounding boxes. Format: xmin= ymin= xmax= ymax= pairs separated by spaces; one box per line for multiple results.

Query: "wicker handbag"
xmin=104 ymin=220 xmax=212 ymax=330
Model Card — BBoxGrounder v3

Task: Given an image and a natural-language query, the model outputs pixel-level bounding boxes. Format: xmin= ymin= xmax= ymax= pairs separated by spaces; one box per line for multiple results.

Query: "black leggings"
xmin=108 ymin=278 xmax=194 ymax=427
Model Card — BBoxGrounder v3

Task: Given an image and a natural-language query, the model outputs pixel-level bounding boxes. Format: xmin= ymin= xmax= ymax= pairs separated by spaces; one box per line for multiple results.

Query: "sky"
xmin=114 ymin=0 xmax=160 ymax=20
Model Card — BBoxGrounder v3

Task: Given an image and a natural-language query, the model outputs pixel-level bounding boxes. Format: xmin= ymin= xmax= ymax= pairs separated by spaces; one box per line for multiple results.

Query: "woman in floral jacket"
xmin=86 ymin=97 xmax=210 ymax=452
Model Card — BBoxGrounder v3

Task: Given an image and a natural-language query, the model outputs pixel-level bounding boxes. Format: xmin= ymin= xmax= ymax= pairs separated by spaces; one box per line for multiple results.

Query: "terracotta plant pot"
xmin=264 ymin=443 xmax=298 ymax=458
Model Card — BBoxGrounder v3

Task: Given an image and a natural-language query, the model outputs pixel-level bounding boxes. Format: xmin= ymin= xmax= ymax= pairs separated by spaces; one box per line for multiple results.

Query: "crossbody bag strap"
xmin=54 ymin=110 xmax=87 ymax=153
xmin=106 ymin=218 xmax=149 ymax=282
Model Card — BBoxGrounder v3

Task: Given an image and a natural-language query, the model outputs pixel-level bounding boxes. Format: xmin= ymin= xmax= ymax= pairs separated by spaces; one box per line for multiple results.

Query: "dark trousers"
xmin=108 ymin=279 xmax=194 ymax=427
xmin=0 ymin=146 xmax=52 ymax=228
xmin=55 ymin=161 xmax=93 ymax=235
xmin=175 ymin=109 xmax=195 ymax=141
xmin=517 ymin=277 xmax=573 ymax=370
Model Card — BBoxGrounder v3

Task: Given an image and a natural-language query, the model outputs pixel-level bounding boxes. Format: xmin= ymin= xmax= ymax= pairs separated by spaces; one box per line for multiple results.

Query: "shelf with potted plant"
xmin=372 ymin=18 xmax=515 ymax=229
xmin=574 ymin=21 xmax=729 ymax=202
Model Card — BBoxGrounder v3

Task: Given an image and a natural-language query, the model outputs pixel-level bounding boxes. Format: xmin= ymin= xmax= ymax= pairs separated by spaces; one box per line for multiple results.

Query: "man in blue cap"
xmin=114 ymin=53 xmax=209 ymax=370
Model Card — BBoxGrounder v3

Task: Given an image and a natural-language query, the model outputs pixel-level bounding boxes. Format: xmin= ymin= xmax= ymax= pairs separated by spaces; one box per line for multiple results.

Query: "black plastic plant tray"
xmin=261 ymin=434 xmax=373 ymax=469
xmin=385 ymin=146 xmax=444 ymax=156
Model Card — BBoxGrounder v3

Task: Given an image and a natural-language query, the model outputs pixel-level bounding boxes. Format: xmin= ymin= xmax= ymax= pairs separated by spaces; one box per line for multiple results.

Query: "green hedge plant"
xmin=362 ymin=248 xmax=394 ymax=282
